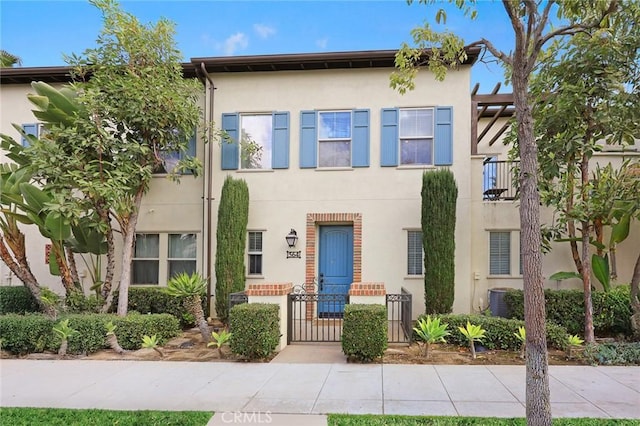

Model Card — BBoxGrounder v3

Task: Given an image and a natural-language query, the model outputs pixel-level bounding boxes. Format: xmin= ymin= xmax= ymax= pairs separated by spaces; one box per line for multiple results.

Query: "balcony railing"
xmin=483 ymin=159 xmax=519 ymax=201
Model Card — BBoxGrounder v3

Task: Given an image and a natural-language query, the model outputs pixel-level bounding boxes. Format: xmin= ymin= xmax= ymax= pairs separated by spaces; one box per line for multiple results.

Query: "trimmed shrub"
xmin=111 ymin=313 xmax=181 ymax=350
xmin=342 ymin=304 xmax=388 ymax=362
xmin=229 ymin=303 xmax=279 ymax=360
xmin=0 ymin=314 xmax=53 ymax=354
xmin=415 ymin=314 xmax=568 ymax=351
xmin=49 ymin=314 xmax=112 ymax=354
xmin=0 ymin=286 xmax=40 ymax=314
xmin=112 ymin=287 xmax=206 ymax=328
xmin=583 ymin=342 xmax=640 ymax=365
xmin=215 ymin=176 xmax=249 ymax=324
xmin=505 ymin=286 xmax=632 ymax=336
xmin=422 ymin=169 xmax=457 ymax=314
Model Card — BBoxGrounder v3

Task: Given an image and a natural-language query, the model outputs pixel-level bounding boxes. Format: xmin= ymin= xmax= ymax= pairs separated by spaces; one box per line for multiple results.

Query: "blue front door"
xmin=318 ymin=225 xmax=353 ymax=317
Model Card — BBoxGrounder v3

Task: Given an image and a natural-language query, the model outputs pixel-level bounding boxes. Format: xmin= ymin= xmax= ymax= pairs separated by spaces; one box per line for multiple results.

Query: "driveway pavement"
xmin=1 ymin=360 xmax=638 ymax=425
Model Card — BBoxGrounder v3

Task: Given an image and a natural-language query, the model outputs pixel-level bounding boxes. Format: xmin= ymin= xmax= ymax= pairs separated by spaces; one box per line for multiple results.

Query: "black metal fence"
xmin=287 ymin=293 xmax=349 ymax=343
xmin=229 ymin=291 xmax=248 ymax=312
xmin=386 ymin=288 xmax=413 ymax=343
xmin=483 ymin=159 xmax=519 ymax=201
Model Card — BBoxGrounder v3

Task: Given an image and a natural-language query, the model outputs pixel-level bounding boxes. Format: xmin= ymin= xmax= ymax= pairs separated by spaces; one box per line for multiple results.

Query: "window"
xmin=155 ymin=133 xmax=196 ymax=174
xmin=318 ymin=111 xmax=351 ymax=167
xmin=168 ymin=233 xmax=197 ymax=277
xmin=132 ymin=233 xmax=197 ymax=285
xmin=21 ymin=123 xmax=45 ymax=147
xmin=489 ymin=231 xmax=512 ymax=275
xmin=399 ymin=108 xmax=434 ymax=165
xmin=407 ymin=230 xmax=424 ymax=275
xmin=381 ymin=107 xmax=452 ymax=167
xmin=132 ymin=234 xmax=160 ymax=285
xmin=299 ymin=109 xmax=369 ymax=168
xmin=240 ymin=115 xmax=272 ymax=169
xmin=248 ymin=231 xmax=263 ymax=275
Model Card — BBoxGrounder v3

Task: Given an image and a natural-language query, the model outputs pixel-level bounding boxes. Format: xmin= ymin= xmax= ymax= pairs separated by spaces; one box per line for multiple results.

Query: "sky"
xmin=0 ymin=0 xmax=515 ymax=93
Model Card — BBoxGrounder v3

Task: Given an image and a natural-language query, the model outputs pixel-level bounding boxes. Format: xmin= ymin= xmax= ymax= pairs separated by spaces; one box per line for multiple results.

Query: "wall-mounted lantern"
xmin=286 ymin=229 xmax=301 ymax=258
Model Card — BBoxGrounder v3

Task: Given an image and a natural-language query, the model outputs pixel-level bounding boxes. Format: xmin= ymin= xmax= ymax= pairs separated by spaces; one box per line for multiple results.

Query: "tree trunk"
xmin=187 ymin=296 xmax=211 ymax=343
xmin=65 ymin=246 xmax=80 ymax=288
xmin=0 ymin=234 xmax=56 ymax=317
xmin=566 ymin=172 xmax=584 ymax=276
xmin=107 ymin=334 xmax=126 ymax=354
xmin=116 ymin=188 xmax=145 ymax=316
xmin=513 ymin=53 xmax=551 ymax=425
xmin=51 ymin=242 xmax=75 ymax=296
xmin=580 ymin=154 xmax=595 ymax=343
xmin=100 ymin=212 xmax=118 ymax=313
xmin=630 ymin=251 xmax=640 ymax=338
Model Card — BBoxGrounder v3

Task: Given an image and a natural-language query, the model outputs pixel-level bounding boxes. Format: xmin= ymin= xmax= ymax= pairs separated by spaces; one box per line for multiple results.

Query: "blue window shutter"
xmin=21 ymin=123 xmax=38 ymax=147
xmin=351 ymin=109 xmax=369 ymax=167
xmin=434 ymin=106 xmax=453 ymax=166
xmin=300 ymin=110 xmax=317 ymax=168
xmin=272 ymin=112 xmax=290 ymax=169
xmin=221 ymin=113 xmax=239 ymax=170
xmin=380 ymin=108 xmax=398 ymax=166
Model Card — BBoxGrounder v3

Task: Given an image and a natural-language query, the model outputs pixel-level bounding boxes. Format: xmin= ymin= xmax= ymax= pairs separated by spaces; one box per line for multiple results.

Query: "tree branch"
xmin=468 ymin=39 xmax=512 ymax=67
xmin=502 ymin=0 xmax=525 ymax=40
xmin=524 ymin=0 xmax=537 ymax=49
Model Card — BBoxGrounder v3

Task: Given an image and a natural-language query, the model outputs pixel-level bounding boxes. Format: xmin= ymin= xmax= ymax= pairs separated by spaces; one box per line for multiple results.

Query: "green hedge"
xmin=229 ymin=303 xmax=279 ymax=360
xmin=415 ymin=314 xmax=568 ymax=351
xmin=342 ymin=304 xmax=388 ymax=362
xmin=504 ymin=286 xmax=632 ymax=336
xmin=583 ymin=342 xmax=640 ymax=366
xmin=0 ymin=313 xmax=181 ymax=355
xmin=0 ymin=314 xmax=53 ymax=354
xmin=0 ymin=286 xmax=40 ymax=314
xmin=112 ymin=287 xmax=207 ymax=328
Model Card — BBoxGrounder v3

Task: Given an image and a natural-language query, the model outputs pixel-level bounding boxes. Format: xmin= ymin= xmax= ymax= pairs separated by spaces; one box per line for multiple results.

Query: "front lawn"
xmin=328 ymin=414 xmax=638 ymax=425
xmin=0 ymin=408 xmax=212 ymax=426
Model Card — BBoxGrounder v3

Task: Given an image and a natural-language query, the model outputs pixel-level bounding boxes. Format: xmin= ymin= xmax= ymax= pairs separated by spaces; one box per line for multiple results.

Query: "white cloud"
xmin=219 ymin=32 xmax=249 ymax=56
xmin=316 ymin=37 xmax=328 ymax=49
xmin=253 ymin=23 xmax=276 ymax=39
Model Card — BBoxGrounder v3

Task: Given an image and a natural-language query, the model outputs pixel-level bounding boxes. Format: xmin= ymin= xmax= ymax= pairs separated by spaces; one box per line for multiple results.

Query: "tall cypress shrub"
xmin=422 ymin=169 xmax=457 ymax=314
xmin=215 ymin=176 xmax=249 ymax=324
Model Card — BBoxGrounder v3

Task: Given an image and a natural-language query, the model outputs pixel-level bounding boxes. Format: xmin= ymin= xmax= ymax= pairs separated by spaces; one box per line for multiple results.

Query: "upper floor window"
xmin=381 ymin=106 xmax=452 ymax=167
xmin=21 ymin=123 xmax=46 ymax=147
xmin=241 ymin=114 xmax=272 ymax=169
xmin=154 ymin=132 xmax=196 ymax=175
xmin=318 ymin=111 xmax=352 ymax=167
xmin=399 ymin=108 xmax=434 ymax=165
xmin=300 ymin=109 xmax=370 ymax=169
xmin=221 ymin=112 xmax=290 ymax=170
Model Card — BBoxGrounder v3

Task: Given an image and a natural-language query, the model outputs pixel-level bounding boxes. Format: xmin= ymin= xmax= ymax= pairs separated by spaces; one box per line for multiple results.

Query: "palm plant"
xmin=207 ymin=329 xmax=232 ymax=359
xmin=413 ymin=315 xmax=450 ymax=358
xmin=458 ymin=322 xmax=486 ymax=359
xmin=141 ymin=334 xmax=163 ymax=357
xmin=514 ymin=326 xmax=526 ymax=359
xmin=0 ymin=50 xmax=22 ymax=67
xmin=164 ymin=272 xmax=210 ymax=342
xmin=53 ymin=319 xmax=79 ymax=357
xmin=566 ymin=334 xmax=585 ymax=359
xmin=104 ymin=321 xmax=126 ymax=354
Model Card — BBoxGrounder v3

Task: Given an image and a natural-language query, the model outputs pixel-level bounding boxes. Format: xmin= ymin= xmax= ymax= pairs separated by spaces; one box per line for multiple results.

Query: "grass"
xmin=0 ymin=408 xmax=213 ymax=426
xmin=328 ymin=414 xmax=639 ymax=425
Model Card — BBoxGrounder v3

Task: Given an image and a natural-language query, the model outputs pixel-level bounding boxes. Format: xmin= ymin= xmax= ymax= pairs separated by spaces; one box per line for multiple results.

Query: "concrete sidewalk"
xmin=1 ymin=360 xmax=638 ymax=425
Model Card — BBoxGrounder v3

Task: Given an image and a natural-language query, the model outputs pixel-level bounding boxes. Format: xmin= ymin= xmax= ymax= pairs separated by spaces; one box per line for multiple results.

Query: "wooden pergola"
xmin=471 ymin=83 xmax=515 ymax=155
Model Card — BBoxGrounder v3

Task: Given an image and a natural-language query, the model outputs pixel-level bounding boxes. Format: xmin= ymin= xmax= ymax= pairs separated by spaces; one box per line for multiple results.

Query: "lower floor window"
xmin=132 ymin=233 xmax=197 ymax=285
xmin=407 ymin=230 xmax=424 ymax=275
xmin=248 ymin=231 xmax=263 ymax=275
xmin=489 ymin=231 xmax=521 ymax=276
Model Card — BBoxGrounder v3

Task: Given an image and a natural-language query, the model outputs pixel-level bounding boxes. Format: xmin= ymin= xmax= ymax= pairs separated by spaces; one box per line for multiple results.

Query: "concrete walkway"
xmin=1 ymin=360 xmax=639 ymax=425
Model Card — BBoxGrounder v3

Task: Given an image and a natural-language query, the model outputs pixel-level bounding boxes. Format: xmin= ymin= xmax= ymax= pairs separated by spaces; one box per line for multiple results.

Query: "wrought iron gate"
xmin=288 ymin=292 xmax=349 ymax=343
xmin=386 ymin=287 xmax=412 ymax=343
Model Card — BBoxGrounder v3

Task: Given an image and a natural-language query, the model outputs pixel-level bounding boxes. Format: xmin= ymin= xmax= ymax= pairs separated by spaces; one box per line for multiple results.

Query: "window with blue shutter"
xmin=352 ymin=109 xmax=370 ymax=167
xmin=21 ymin=123 xmax=39 ymax=147
xmin=272 ymin=112 xmax=289 ymax=169
xmin=380 ymin=106 xmax=454 ymax=166
xmin=221 ymin=113 xmax=240 ymax=170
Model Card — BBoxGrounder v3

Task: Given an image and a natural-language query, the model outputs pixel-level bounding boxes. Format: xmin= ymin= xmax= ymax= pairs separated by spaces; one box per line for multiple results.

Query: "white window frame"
xmin=488 ymin=230 xmax=522 ymax=277
xmin=239 ymin=113 xmax=272 ymax=170
xmin=407 ymin=229 xmax=424 ymax=276
xmin=167 ymin=233 xmax=197 ymax=279
xmin=132 ymin=233 xmax=160 ymax=285
xmin=318 ymin=110 xmax=352 ymax=168
xmin=132 ymin=233 xmax=198 ymax=286
xmin=399 ymin=107 xmax=434 ymax=166
xmin=247 ymin=230 xmax=264 ymax=276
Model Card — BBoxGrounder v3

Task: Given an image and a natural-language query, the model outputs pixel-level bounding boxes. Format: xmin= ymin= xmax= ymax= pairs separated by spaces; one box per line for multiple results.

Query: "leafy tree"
xmin=422 ymin=169 xmax=457 ymax=314
xmin=215 ymin=176 xmax=249 ymax=324
xmin=392 ymin=1 xmax=623 ymax=423
xmin=532 ymin=6 xmax=640 ymax=343
xmin=12 ymin=0 xmax=201 ymax=315
xmin=0 ymin=50 xmax=21 ymax=67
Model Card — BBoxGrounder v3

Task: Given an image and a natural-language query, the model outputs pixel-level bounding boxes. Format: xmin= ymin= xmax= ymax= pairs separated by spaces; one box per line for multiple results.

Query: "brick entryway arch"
xmin=305 ymin=212 xmax=362 ymax=290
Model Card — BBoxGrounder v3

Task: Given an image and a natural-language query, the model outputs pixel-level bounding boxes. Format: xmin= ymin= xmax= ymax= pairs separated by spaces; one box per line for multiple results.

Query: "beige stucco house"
xmin=1 ymin=49 xmax=638 ymax=322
